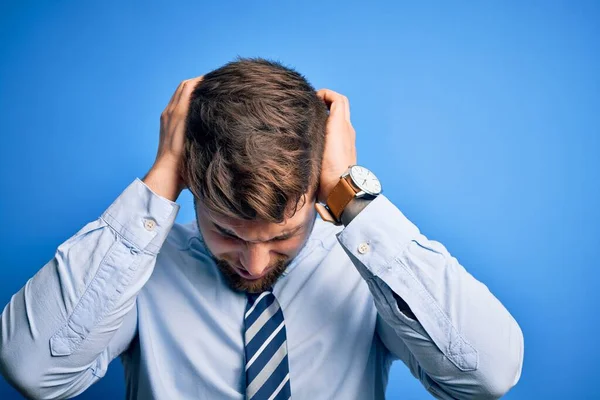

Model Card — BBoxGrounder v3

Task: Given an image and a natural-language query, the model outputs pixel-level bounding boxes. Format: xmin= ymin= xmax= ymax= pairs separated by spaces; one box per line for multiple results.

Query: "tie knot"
xmin=246 ymin=289 xmax=273 ymax=306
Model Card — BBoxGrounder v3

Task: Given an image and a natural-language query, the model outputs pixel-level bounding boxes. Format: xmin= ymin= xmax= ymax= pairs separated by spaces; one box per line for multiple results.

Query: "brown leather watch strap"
xmin=326 ymin=176 xmax=358 ymax=221
xmin=314 ymin=203 xmax=341 ymax=225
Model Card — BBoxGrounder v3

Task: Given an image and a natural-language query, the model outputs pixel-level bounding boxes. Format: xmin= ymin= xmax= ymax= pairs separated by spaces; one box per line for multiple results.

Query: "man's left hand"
xmin=315 ymin=89 xmax=358 ymax=204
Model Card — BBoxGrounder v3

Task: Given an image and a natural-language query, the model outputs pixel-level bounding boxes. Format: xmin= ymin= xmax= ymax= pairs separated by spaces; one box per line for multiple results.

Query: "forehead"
xmin=196 ymin=196 xmax=313 ymax=237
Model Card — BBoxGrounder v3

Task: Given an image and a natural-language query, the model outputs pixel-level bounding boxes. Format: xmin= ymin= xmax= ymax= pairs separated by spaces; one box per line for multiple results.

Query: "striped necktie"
xmin=244 ymin=290 xmax=292 ymax=400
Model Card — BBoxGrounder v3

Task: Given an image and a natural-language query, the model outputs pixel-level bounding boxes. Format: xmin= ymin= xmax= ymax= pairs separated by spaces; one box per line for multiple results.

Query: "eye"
xmin=218 ymin=231 xmax=239 ymax=241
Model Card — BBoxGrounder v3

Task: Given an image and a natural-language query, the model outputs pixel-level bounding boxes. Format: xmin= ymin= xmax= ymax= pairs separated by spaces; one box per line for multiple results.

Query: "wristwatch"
xmin=315 ymin=165 xmax=382 ymax=225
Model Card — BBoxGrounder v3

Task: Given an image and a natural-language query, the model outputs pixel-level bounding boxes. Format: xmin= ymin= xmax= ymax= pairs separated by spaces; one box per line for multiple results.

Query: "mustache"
xmin=219 ymin=254 xmax=290 ymax=271
xmin=215 ymin=255 xmax=291 ymax=293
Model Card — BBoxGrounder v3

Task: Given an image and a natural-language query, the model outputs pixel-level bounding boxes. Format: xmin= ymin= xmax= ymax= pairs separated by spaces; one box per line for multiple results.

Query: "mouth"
xmin=233 ymin=266 xmax=268 ymax=281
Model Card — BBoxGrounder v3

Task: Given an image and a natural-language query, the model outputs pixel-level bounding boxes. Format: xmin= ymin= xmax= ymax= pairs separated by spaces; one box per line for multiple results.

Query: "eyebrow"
xmin=213 ymin=223 xmax=303 ymax=243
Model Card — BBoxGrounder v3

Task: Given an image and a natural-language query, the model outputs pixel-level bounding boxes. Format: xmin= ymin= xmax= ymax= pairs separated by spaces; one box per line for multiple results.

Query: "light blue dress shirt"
xmin=0 ymin=179 xmax=523 ymax=399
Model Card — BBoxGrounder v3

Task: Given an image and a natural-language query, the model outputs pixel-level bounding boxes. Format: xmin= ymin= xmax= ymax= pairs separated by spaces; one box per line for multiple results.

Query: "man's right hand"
xmin=143 ymin=77 xmax=204 ymax=202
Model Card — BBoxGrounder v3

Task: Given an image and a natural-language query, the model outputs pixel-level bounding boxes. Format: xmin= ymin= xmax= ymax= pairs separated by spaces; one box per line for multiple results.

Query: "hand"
xmin=315 ymin=89 xmax=357 ymax=204
xmin=143 ymin=76 xmax=203 ymax=201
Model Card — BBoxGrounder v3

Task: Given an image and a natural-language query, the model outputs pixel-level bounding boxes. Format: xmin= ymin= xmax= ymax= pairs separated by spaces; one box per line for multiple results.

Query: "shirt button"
xmin=144 ymin=219 xmax=156 ymax=231
xmin=358 ymin=242 xmax=370 ymax=254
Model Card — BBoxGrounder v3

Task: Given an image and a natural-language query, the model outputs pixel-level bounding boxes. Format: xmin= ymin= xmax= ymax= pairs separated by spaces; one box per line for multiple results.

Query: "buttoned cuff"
xmin=101 ymin=178 xmax=180 ymax=254
xmin=336 ymin=195 xmax=420 ymax=276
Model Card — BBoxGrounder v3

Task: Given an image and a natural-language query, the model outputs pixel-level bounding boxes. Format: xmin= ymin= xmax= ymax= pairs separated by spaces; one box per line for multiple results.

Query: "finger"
xmin=166 ymin=81 xmax=186 ymax=109
xmin=174 ymin=76 xmax=203 ymax=108
xmin=316 ymin=89 xmax=350 ymax=122
xmin=341 ymin=95 xmax=350 ymax=121
xmin=172 ymin=80 xmax=188 ymax=106
xmin=164 ymin=76 xmax=203 ymax=118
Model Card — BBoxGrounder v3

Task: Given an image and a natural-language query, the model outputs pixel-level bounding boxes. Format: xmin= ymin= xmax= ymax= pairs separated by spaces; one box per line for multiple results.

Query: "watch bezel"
xmin=345 ymin=165 xmax=382 ymax=197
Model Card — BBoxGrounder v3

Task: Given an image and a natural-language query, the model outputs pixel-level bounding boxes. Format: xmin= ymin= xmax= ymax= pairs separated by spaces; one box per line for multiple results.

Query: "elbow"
xmin=0 ymin=346 xmax=76 ymax=400
xmin=0 ymin=364 xmax=83 ymax=400
xmin=439 ymin=319 xmax=524 ymax=400
xmin=0 ymin=328 xmax=44 ymax=398
xmin=0 ymin=298 xmax=46 ymax=398
xmin=477 ymin=320 xmax=525 ymax=399
xmin=0 ymin=351 xmax=44 ymax=399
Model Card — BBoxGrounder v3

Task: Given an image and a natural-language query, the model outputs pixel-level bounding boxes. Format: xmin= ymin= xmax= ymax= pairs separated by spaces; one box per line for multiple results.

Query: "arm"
xmin=314 ymin=87 xmax=523 ymax=400
xmin=0 ymin=179 xmax=179 ymax=399
xmin=0 ymin=77 xmax=203 ymax=399
xmin=338 ymin=195 xmax=524 ymax=399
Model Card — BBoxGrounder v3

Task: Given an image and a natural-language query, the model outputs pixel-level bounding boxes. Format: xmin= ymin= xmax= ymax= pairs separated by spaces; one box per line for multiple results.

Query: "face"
xmin=194 ymin=195 xmax=317 ymax=294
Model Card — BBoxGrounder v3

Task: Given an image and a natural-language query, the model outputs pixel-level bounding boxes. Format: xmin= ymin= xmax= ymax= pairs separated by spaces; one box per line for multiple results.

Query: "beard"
xmin=214 ymin=254 xmax=291 ymax=294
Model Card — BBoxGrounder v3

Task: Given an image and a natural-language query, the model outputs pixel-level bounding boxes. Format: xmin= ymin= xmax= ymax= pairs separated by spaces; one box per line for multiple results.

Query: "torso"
xmin=122 ymin=220 xmax=391 ymax=399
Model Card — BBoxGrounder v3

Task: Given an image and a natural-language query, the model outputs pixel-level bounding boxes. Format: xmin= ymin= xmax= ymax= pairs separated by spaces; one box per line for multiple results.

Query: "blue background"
xmin=1 ymin=1 xmax=598 ymax=399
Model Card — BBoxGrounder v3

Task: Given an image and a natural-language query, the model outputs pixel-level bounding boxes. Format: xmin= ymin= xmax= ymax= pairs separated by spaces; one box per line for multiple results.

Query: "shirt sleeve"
xmin=336 ymin=195 xmax=524 ymax=400
xmin=0 ymin=179 xmax=179 ymax=400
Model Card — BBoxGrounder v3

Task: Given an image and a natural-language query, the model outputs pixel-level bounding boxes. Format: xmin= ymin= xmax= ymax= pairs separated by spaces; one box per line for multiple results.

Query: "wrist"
xmin=143 ymin=165 xmax=184 ymax=202
xmin=318 ymin=182 xmax=337 ymax=205
xmin=340 ymin=197 xmax=373 ymax=226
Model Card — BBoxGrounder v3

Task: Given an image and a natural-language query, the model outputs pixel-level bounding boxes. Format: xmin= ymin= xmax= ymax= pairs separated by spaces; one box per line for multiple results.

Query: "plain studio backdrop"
xmin=0 ymin=1 xmax=598 ymax=399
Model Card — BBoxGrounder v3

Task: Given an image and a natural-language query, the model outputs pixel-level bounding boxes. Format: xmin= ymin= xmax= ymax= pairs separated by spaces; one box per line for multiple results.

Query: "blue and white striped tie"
xmin=244 ymin=290 xmax=292 ymax=400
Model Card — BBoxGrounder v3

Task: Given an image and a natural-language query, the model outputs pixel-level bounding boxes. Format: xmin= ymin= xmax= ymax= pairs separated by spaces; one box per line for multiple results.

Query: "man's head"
xmin=183 ymin=58 xmax=329 ymax=293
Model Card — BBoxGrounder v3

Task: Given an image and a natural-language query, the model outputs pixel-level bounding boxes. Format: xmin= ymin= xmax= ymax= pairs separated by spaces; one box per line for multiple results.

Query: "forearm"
xmin=342 ymin=198 xmax=417 ymax=319
xmin=0 ymin=179 xmax=179 ymax=399
xmin=338 ymin=195 xmax=524 ymax=399
xmin=143 ymin=162 xmax=186 ymax=202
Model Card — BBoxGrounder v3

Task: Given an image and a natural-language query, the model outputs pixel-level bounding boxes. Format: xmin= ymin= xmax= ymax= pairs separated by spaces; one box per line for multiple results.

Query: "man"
xmin=0 ymin=58 xmax=523 ymax=399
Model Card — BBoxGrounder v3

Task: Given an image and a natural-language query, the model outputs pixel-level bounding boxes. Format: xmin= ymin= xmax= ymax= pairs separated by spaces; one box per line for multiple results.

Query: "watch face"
xmin=349 ymin=165 xmax=382 ymax=195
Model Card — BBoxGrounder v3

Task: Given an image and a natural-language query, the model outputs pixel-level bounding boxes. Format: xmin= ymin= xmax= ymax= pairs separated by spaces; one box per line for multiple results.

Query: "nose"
xmin=239 ymin=243 xmax=271 ymax=277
